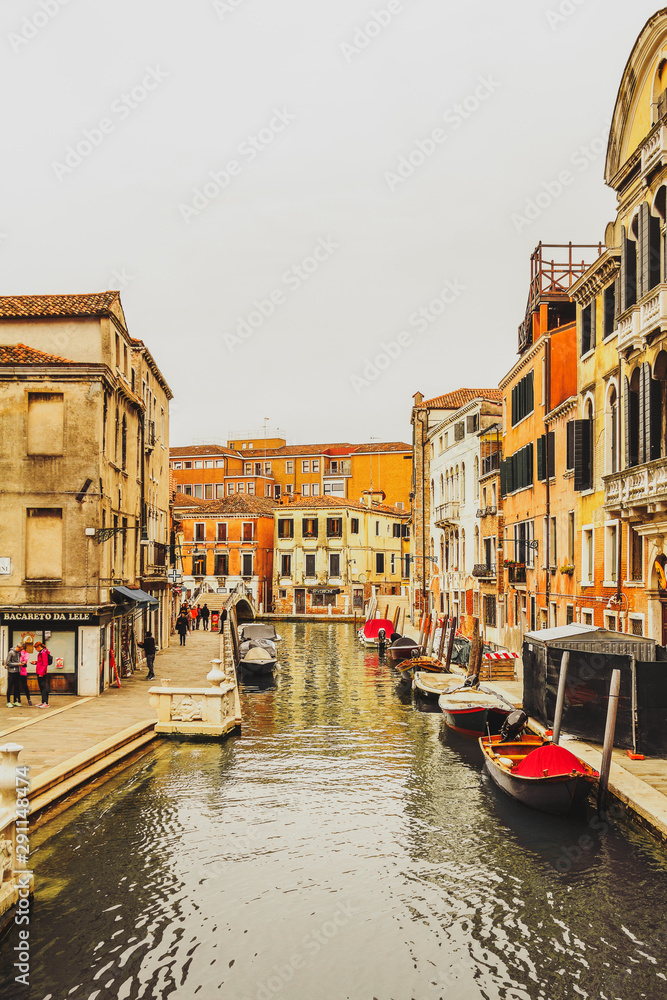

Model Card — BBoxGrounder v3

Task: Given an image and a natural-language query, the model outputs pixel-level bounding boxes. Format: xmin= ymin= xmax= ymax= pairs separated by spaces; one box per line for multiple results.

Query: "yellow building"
xmin=273 ymin=496 xmax=409 ymax=615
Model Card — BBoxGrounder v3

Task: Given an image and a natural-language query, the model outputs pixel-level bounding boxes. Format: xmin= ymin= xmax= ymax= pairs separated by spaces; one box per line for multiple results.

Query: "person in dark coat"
xmin=201 ymin=604 xmax=210 ymax=630
xmin=218 ymin=607 xmax=228 ymax=633
xmin=6 ymin=644 xmax=22 ymax=707
xmin=176 ymin=614 xmax=188 ymax=646
xmin=138 ymin=631 xmax=156 ymax=679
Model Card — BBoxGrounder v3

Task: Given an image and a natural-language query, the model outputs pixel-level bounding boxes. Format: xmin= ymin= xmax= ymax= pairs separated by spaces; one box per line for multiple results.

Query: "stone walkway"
xmin=0 ymin=629 xmax=222 ymax=778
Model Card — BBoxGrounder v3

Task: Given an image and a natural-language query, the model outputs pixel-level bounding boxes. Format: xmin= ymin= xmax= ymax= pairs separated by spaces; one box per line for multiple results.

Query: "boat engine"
xmin=462 ymin=674 xmax=480 ymax=689
xmin=500 ymin=710 xmax=528 ymax=742
xmin=378 ymin=628 xmax=386 ymax=653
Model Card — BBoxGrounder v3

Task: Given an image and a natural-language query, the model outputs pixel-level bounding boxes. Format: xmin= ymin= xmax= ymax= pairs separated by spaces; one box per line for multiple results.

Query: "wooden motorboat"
xmin=408 ymin=656 xmax=448 ymax=674
xmin=239 ymin=622 xmax=282 ymax=643
xmin=480 ymin=734 xmax=599 ymax=816
xmin=438 ymin=688 xmax=514 ymax=737
xmin=238 ymin=643 xmax=277 ymax=675
xmin=413 ymin=672 xmax=464 ymax=699
xmin=387 ymin=635 xmax=422 ymax=662
xmin=358 ymin=618 xmax=394 ymax=646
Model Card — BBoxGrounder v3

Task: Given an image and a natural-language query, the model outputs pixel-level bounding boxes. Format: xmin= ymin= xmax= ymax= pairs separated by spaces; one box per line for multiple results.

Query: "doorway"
xmin=295 ymin=589 xmax=306 ymax=614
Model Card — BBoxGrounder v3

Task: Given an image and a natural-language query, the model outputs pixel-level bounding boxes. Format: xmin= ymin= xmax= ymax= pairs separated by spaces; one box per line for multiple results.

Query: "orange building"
xmin=170 ymin=439 xmax=412 ymax=509
xmin=173 ymin=492 xmax=276 ymax=610
xmin=501 ymin=244 xmax=603 ymax=649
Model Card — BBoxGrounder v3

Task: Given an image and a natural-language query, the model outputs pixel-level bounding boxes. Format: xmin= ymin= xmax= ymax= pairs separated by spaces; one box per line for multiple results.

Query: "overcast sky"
xmin=0 ymin=1 xmax=660 ymax=446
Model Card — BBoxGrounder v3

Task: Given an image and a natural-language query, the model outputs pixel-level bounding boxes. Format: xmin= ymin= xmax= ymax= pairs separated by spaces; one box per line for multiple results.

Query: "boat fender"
xmin=497 ymin=757 xmax=514 ymax=769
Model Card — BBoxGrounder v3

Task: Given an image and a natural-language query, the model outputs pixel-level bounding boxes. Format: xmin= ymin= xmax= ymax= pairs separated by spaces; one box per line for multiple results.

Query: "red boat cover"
xmin=363 ymin=619 xmax=394 ymax=639
xmin=513 ymin=744 xmax=595 ymax=778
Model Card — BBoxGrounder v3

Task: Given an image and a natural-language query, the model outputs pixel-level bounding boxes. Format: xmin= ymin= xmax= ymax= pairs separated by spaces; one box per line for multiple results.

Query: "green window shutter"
xmin=536 ymin=436 xmax=545 ymax=482
xmin=547 ymin=431 xmax=555 ymax=479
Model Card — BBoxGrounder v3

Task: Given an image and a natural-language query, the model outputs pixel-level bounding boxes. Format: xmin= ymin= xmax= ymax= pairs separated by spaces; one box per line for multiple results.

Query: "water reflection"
xmin=2 ymin=622 xmax=667 ymax=1000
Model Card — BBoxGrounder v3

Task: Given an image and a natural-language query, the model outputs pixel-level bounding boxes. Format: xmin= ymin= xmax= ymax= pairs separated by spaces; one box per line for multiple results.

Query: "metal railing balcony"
xmin=472 ymin=563 xmax=496 ymax=579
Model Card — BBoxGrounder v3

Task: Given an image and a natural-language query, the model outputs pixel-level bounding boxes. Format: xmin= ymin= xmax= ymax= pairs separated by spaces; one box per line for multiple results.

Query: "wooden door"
xmin=295 ymin=589 xmax=306 ymax=614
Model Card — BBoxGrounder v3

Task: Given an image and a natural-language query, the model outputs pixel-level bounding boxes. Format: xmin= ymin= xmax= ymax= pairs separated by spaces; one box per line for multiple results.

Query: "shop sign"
xmin=311 ymin=588 xmax=340 ymax=595
xmin=0 ymin=611 xmax=99 ymax=623
xmin=0 ymin=558 xmax=10 ymax=575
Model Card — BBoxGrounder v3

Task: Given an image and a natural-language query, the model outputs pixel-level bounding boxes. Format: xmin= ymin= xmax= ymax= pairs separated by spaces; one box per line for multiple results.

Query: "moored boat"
xmin=480 ymin=728 xmax=599 ymax=816
xmin=358 ymin=618 xmax=395 ymax=646
xmin=413 ymin=671 xmax=464 ymax=699
xmin=387 ymin=635 xmax=422 ymax=662
xmin=438 ymin=688 xmax=514 ymax=737
xmin=239 ymin=622 xmax=282 ymax=643
xmin=238 ymin=642 xmax=277 ymax=676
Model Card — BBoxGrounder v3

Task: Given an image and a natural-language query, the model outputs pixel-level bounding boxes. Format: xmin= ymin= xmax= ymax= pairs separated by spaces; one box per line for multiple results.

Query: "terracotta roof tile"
xmin=422 ymin=388 xmax=502 ymax=409
xmin=170 ymin=445 xmax=242 ymax=458
xmin=278 ymin=495 xmax=408 ymax=516
xmin=175 ymin=493 xmax=278 ymax=516
xmin=171 ymin=441 xmax=411 ymax=459
xmin=0 ymin=291 xmax=120 ymax=319
xmin=0 ymin=343 xmax=74 ymax=365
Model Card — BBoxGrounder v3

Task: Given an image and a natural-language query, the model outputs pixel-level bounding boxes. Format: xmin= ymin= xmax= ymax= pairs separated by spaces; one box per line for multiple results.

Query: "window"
xmin=329 ymin=553 xmax=341 ymax=577
xmin=184 ymin=461 xmax=192 ymax=470
xmin=264 ymin=462 xmax=271 ymax=473
xmin=302 ymin=460 xmax=310 ymax=473
xmin=603 ymin=284 xmax=616 ymax=339
xmin=305 ymin=553 xmax=316 ymax=577
xmin=484 ymin=595 xmax=496 ymax=627
xmin=581 ymin=301 xmax=595 ymax=356
xmin=204 ymin=460 xmax=214 ymax=468
xmin=184 ymin=485 xmax=193 ymax=496
xmin=550 ymin=516 xmax=557 ymax=568
xmin=281 ymin=554 xmax=292 ymax=577
xmin=302 ymin=518 xmax=318 ymax=539
xmin=215 ymin=459 xmax=225 ymax=469
xmin=227 ymin=483 xmax=234 ymax=495
xmin=312 ymin=484 xmax=319 ymax=496
xmin=192 ymin=553 xmax=206 ymax=576
xmin=285 ymin=484 xmax=293 ymax=495
xmin=582 ymin=527 xmax=594 ymax=583
xmin=606 ymin=385 xmax=619 ymax=475
xmin=194 ymin=485 xmax=203 ymax=499
xmin=270 ymin=485 xmax=276 ymax=498
xmin=242 ymin=553 xmax=253 ymax=577
xmin=350 ymin=518 xmax=359 ymax=534
xmin=536 ymin=433 xmax=555 ymax=481
xmin=392 ymin=523 xmax=401 ymax=538
xmin=204 ymin=484 xmax=213 ymax=500
xmin=630 ymin=616 xmax=644 ymax=636
xmin=194 ymin=460 xmax=203 ymax=469
xmin=391 ymin=553 xmax=396 ymax=574
xmin=244 ymin=463 xmax=252 ymax=475
xmin=511 ymin=371 xmax=534 ymax=426
xmin=214 ymin=553 xmax=228 ymax=576
xmin=194 ymin=522 xmax=205 ymax=542
xmin=312 ymin=592 xmax=336 ymax=607
xmin=630 ymin=524 xmax=643 ymax=581
xmin=27 ymin=392 xmax=64 ymax=456
xmin=327 ymin=517 xmax=342 ymax=538
xmin=569 ymin=415 xmax=594 ymax=492
xmin=237 ymin=483 xmax=245 ymax=493
xmin=173 ymin=461 xmax=182 ymax=470
xmin=278 ymin=519 xmax=294 ymax=539
xmin=216 ymin=523 xmax=227 ymax=542
xmin=242 ymin=522 xmax=253 ymax=542
xmin=375 ymin=521 xmax=380 ymax=536
xmin=302 ymin=484 xmax=310 ymax=497
xmin=583 ymin=611 xmax=594 ymax=626
xmin=254 ymin=463 xmax=262 ymax=476
xmin=286 ymin=461 xmax=294 ymax=474
xmin=568 ymin=511 xmax=575 ymax=564
xmin=25 ymin=508 xmax=63 ymax=579
xmin=248 ymin=483 xmax=255 ymax=495
xmin=566 ymin=605 xmax=574 ymax=625
xmin=376 ymin=553 xmax=385 ymax=574
xmin=312 ymin=459 xmax=320 ymax=473
xmin=216 ymin=484 xmax=225 ymax=499
xmin=605 ymin=523 xmax=618 ymax=584
xmin=500 ymin=443 xmax=534 ymax=495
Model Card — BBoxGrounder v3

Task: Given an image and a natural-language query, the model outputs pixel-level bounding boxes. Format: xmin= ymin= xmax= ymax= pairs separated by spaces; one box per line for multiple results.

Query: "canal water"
xmin=3 ymin=622 xmax=667 ymax=1000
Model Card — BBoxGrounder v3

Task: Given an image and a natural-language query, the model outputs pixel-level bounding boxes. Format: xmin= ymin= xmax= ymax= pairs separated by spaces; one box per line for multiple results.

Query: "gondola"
xmin=480 ymin=715 xmax=599 ymax=816
xmin=438 ymin=686 xmax=514 ymax=737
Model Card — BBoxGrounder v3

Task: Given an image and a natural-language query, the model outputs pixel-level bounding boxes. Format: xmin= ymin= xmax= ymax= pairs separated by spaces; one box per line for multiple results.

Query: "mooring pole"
xmin=552 ymin=651 xmax=570 ymax=745
xmin=598 ymin=669 xmax=621 ymax=813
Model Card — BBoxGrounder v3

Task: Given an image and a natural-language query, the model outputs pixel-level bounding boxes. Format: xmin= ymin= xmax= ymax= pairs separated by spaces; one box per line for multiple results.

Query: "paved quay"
xmin=1 ymin=629 xmax=222 ymax=779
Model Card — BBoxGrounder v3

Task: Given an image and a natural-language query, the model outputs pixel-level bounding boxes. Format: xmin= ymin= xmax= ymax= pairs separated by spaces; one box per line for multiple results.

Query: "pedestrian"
xmin=191 ymin=605 xmax=199 ymax=630
xmin=5 ymin=643 xmax=22 ymax=707
xmin=176 ymin=614 xmax=188 ymax=646
xmin=201 ymin=604 xmax=210 ymax=630
xmin=18 ymin=644 xmax=33 ymax=706
xmin=32 ymin=641 xmax=51 ymax=708
xmin=218 ymin=607 xmax=228 ymax=633
xmin=138 ymin=630 xmax=156 ymax=679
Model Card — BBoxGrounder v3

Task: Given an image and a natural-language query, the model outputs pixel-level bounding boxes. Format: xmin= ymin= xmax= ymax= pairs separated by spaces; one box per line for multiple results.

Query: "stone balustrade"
xmin=0 ymin=743 xmax=32 ymax=930
xmin=604 ymin=457 xmax=667 ymax=512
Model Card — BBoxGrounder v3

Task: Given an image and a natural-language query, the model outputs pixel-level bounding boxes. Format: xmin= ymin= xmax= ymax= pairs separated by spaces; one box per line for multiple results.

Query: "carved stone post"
xmin=0 ymin=744 xmax=23 ymax=882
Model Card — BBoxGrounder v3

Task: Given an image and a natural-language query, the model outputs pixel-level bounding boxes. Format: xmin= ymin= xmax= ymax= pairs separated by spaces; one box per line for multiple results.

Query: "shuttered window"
xmin=621 ymin=226 xmax=637 ymax=311
xmin=466 ymin=414 xmax=479 ymax=434
xmin=603 ymin=284 xmax=616 ymax=338
xmin=572 ymin=419 xmax=593 ymax=492
xmin=454 ymin=421 xmax=465 ymax=441
xmin=326 ymin=518 xmax=342 ymax=538
xmin=302 ymin=518 xmax=318 ymax=539
xmin=580 ymin=302 xmax=596 ymax=356
xmin=500 ymin=443 xmax=533 ymax=496
xmin=25 ymin=508 xmax=63 ymax=580
xmin=511 ymin=371 xmax=534 ymax=426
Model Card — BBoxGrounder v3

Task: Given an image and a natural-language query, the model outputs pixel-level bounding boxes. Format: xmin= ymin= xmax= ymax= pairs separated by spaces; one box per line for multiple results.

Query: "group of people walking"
xmin=5 ymin=640 xmax=51 ymax=708
xmin=175 ymin=603 xmax=210 ymax=645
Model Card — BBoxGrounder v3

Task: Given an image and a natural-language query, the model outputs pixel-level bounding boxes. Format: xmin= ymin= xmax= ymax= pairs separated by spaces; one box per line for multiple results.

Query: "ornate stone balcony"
xmin=616 ymin=285 xmax=667 ymax=354
xmin=641 ymin=124 xmax=667 ymax=180
xmin=434 ymin=501 xmax=460 ymax=526
xmin=604 ymin=457 xmax=667 ymax=515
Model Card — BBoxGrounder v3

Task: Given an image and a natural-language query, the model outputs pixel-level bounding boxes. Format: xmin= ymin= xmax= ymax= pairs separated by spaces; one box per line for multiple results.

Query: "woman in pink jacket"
xmin=32 ymin=642 xmax=50 ymax=708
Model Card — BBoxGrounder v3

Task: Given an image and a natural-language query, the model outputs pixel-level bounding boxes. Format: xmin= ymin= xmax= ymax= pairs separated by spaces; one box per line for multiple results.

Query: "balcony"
xmin=616 ymin=285 xmax=667 ymax=354
xmin=505 ymin=564 xmax=527 ymax=585
xmin=604 ymin=457 xmax=667 ymax=514
xmin=641 ymin=124 xmax=667 ymax=181
xmin=435 ymin=501 xmax=460 ymax=526
xmin=324 ymin=460 xmax=352 ymax=477
xmin=481 ymin=452 xmax=500 ymax=476
xmin=472 ymin=563 xmax=496 ymax=579
xmin=476 ymin=506 xmax=498 ymax=518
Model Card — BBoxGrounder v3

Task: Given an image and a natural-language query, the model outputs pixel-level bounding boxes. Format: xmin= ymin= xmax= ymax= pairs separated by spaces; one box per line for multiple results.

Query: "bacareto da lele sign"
xmin=0 ymin=611 xmax=99 ymax=624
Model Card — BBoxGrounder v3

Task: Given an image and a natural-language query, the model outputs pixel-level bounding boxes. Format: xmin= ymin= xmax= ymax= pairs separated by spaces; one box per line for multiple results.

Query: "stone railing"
xmin=435 ymin=501 xmax=460 ymax=524
xmin=616 ymin=285 xmax=667 ymax=353
xmin=604 ymin=457 xmax=667 ymax=511
xmin=641 ymin=124 xmax=666 ymax=179
xmin=149 ymin=624 xmax=241 ymax=738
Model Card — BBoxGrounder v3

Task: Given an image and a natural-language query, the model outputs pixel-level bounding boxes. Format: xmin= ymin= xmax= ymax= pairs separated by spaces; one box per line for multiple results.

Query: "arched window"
xmin=474 ymin=525 xmax=480 ymax=563
xmin=461 ymin=529 xmax=465 ymax=571
xmin=606 ymin=382 xmax=619 ymax=474
xmin=492 ymin=483 xmax=497 ymax=509
xmin=440 ymin=473 xmax=444 ymax=501
xmin=474 ymin=456 xmax=479 ymax=499
xmin=461 ymin=463 xmax=465 ymax=504
xmin=121 ymin=415 xmax=127 ymax=470
xmin=455 ymin=466 xmax=460 ymax=501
